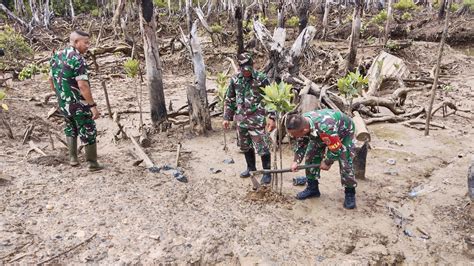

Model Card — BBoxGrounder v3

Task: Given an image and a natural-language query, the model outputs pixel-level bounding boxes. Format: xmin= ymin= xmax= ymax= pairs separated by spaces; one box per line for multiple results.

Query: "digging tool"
xmin=249 ymin=164 xmax=320 ymax=191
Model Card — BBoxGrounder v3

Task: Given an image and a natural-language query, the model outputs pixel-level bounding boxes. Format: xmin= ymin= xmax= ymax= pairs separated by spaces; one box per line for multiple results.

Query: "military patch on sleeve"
xmin=319 ymin=132 xmax=342 ymax=151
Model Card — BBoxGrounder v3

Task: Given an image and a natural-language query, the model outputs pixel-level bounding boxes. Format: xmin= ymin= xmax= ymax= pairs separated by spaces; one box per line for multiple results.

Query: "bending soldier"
xmin=49 ymin=30 xmax=103 ymax=171
xmin=286 ymin=109 xmax=357 ymax=209
xmin=222 ymin=52 xmax=276 ymax=185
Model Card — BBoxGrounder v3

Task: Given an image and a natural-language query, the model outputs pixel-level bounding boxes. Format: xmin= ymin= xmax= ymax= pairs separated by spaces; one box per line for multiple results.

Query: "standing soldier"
xmin=49 ymin=30 xmax=103 ymax=171
xmin=285 ymin=109 xmax=357 ymax=209
xmin=222 ymin=52 xmax=276 ymax=185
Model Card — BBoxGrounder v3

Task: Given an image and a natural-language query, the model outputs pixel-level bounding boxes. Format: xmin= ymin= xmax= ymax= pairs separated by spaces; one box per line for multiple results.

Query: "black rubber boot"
xmin=85 ymin=143 xmax=104 ymax=172
xmin=296 ymin=179 xmax=321 ymax=200
xmin=343 ymin=187 xmax=356 ymax=209
xmin=240 ymin=149 xmax=256 ymax=178
xmin=260 ymin=154 xmax=271 ymax=185
xmin=66 ymin=136 xmax=79 ymax=166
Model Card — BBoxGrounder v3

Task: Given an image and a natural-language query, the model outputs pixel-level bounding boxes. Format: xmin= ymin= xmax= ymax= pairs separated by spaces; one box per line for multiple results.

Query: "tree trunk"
xmin=43 ymin=0 xmax=51 ymax=28
xmin=383 ymin=0 xmax=392 ymax=46
xmin=277 ymin=1 xmax=285 ymax=28
xmin=69 ymin=0 xmax=75 ymax=21
xmin=185 ymin=0 xmax=192 ymax=32
xmin=345 ymin=0 xmax=363 ymax=73
xmin=298 ymin=0 xmax=311 ymax=33
xmin=438 ymin=0 xmax=446 ymax=19
xmin=139 ymin=0 xmax=167 ymax=126
xmin=425 ymin=0 xmax=451 ymax=136
xmin=235 ymin=1 xmax=244 ymax=54
xmin=29 ymin=0 xmax=41 ymax=26
xmin=14 ymin=0 xmax=26 ymax=17
xmin=322 ymin=0 xmax=330 ymax=39
xmin=188 ymin=20 xmax=212 ymax=133
xmin=0 ymin=4 xmax=30 ymax=29
xmin=112 ymin=0 xmax=126 ymax=35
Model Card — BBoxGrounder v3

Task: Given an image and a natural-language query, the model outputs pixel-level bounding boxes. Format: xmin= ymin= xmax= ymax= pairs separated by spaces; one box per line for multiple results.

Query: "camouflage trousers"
xmin=305 ymin=135 xmax=357 ymax=188
xmin=236 ymin=125 xmax=271 ymax=156
xmin=63 ymin=103 xmax=97 ymax=145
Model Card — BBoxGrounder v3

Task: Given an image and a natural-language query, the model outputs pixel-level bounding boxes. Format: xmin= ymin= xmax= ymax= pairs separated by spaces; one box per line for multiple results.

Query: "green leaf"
xmin=1 ymin=103 xmax=8 ymax=111
xmin=0 ymin=90 xmax=5 ymax=100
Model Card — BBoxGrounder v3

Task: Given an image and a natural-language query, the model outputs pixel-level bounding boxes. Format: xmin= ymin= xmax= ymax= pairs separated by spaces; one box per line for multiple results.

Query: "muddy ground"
xmin=1 ymin=21 xmax=474 ymax=264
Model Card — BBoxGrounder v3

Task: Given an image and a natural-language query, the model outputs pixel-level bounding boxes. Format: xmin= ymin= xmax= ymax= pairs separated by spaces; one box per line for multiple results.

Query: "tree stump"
xmin=353 ymin=141 xmax=369 ymax=180
xmin=186 ymin=85 xmax=210 ymax=135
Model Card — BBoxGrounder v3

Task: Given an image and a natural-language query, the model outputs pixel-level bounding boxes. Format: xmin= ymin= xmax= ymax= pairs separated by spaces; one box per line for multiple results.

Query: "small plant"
xmin=0 ymin=90 xmax=8 ymax=111
xmin=441 ymin=84 xmax=454 ymax=93
xmin=18 ymin=63 xmax=48 ymax=80
xmin=401 ymin=12 xmax=413 ymax=21
xmin=370 ymin=9 xmax=387 ymax=25
xmin=215 ymin=72 xmax=228 ymax=109
xmin=287 ymin=16 xmax=299 ymax=28
xmin=337 ymin=70 xmax=368 ymax=111
xmin=153 ymin=0 xmax=167 ymax=8
xmin=91 ymin=8 xmax=101 ymax=17
xmin=366 ymin=36 xmax=377 ymax=45
xmin=464 ymin=0 xmax=474 ymax=11
xmin=393 ymin=0 xmax=417 ymax=11
xmin=210 ymin=24 xmax=223 ymax=34
xmin=385 ymin=40 xmax=401 ymax=51
xmin=261 ymin=82 xmax=295 ymax=113
xmin=123 ymin=58 xmax=140 ymax=78
xmin=309 ymin=15 xmax=317 ymax=25
xmin=450 ymin=3 xmax=460 ymax=11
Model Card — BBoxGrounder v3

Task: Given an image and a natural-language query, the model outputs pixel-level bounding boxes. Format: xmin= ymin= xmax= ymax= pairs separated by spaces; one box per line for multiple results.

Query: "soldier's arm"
xmin=223 ymin=78 xmax=236 ymax=121
xmin=293 ymin=136 xmax=309 ymax=164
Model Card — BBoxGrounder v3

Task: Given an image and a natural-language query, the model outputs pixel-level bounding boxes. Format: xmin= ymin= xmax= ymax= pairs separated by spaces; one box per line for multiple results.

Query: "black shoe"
xmin=240 ymin=149 xmax=256 ymax=178
xmin=343 ymin=187 xmax=356 ymax=209
xmin=296 ymin=179 xmax=321 ymax=200
xmin=260 ymin=154 xmax=271 ymax=185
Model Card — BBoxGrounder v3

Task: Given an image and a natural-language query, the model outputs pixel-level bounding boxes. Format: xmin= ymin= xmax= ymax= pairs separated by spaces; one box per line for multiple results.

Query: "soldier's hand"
xmin=320 ymin=161 xmax=332 ymax=171
xmin=222 ymin=120 xmax=230 ymax=130
xmin=91 ymin=106 xmax=100 ymax=120
xmin=266 ymin=118 xmax=276 ymax=132
xmin=291 ymin=162 xmax=298 ymax=172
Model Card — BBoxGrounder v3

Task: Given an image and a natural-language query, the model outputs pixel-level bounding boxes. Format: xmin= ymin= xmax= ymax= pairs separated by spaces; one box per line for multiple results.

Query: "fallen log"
xmin=352 ymin=96 xmax=405 ymax=115
xmin=353 ymin=111 xmax=370 ymax=142
xmin=364 ymin=107 xmax=425 ymax=125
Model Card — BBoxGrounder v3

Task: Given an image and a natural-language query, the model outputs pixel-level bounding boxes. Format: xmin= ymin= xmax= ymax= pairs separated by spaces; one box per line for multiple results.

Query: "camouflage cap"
xmin=237 ymin=52 xmax=253 ymax=66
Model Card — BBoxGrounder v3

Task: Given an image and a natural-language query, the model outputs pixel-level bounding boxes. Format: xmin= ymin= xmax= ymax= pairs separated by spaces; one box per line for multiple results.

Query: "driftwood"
xmin=353 ymin=111 xmax=370 ymax=141
xmin=364 ymin=107 xmax=425 ymax=125
xmin=88 ymin=45 xmax=132 ymax=57
xmin=353 ymin=96 xmax=405 ymax=115
xmin=128 ymin=129 xmax=155 ymax=168
xmin=28 ymin=140 xmax=47 ymax=156
xmin=402 ymin=119 xmax=446 ymax=130
xmin=175 ymin=142 xmax=182 ymax=168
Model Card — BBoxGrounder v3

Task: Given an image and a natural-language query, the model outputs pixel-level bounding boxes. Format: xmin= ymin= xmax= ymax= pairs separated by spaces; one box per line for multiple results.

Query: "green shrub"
xmin=370 ymin=10 xmax=387 ymax=25
xmin=262 ymin=82 xmax=295 ymax=113
xmin=91 ymin=8 xmax=101 ymax=17
xmin=464 ymin=0 xmax=474 ymax=11
xmin=0 ymin=26 xmax=33 ymax=70
xmin=210 ymin=24 xmax=223 ymax=33
xmin=18 ymin=63 xmax=49 ymax=80
xmin=401 ymin=12 xmax=413 ymax=20
xmin=337 ymin=70 xmax=368 ymax=104
xmin=0 ymin=90 xmax=8 ymax=111
xmin=124 ymin=58 xmax=140 ymax=78
xmin=153 ymin=0 xmax=167 ymax=8
xmin=216 ymin=72 xmax=228 ymax=109
xmin=450 ymin=3 xmax=460 ymax=11
xmin=287 ymin=16 xmax=299 ymax=28
xmin=393 ymin=0 xmax=417 ymax=11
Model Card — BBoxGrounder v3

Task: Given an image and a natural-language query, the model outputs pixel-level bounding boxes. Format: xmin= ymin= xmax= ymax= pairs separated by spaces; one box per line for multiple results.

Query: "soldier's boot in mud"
xmin=296 ymin=179 xmax=321 ymax=200
xmin=260 ymin=153 xmax=272 ymax=185
xmin=343 ymin=187 xmax=356 ymax=209
xmin=66 ymin=136 xmax=79 ymax=167
xmin=85 ymin=143 xmax=104 ymax=172
xmin=240 ymin=149 xmax=256 ymax=178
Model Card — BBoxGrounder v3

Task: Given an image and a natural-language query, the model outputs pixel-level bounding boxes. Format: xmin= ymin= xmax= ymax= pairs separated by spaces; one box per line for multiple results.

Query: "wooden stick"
xmin=28 ymin=140 xmax=47 ymax=156
xmin=425 ymin=0 xmax=452 ymax=136
xmin=251 ymin=164 xmax=320 ymax=176
xmin=37 ymin=233 xmax=97 ymax=265
xmin=127 ymin=130 xmax=155 ymax=168
xmin=101 ymin=81 xmax=113 ymax=119
xmin=175 ymin=142 xmax=182 ymax=168
xmin=22 ymin=124 xmax=35 ymax=145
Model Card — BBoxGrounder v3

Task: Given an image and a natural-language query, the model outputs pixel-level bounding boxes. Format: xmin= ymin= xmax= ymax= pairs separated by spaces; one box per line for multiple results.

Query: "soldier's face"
xmin=240 ymin=65 xmax=253 ymax=78
xmin=288 ymin=129 xmax=306 ymax=138
xmin=75 ymin=37 xmax=90 ymax=54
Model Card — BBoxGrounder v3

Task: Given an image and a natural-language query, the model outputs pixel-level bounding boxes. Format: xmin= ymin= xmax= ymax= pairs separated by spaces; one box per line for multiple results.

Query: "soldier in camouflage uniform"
xmin=49 ymin=30 xmax=103 ymax=171
xmin=222 ymin=52 xmax=276 ymax=185
xmin=286 ymin=109 xmax=357 ymax=209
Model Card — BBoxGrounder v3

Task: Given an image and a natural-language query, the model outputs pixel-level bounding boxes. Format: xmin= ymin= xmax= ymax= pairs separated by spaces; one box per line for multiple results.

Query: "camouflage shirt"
xmin=223 ymin=69 xmax=272 ymax=128
xmin=294 ymin=109 xmax=355 ymax=164
xmin=49 ymin=47 xmax=89 ymax=116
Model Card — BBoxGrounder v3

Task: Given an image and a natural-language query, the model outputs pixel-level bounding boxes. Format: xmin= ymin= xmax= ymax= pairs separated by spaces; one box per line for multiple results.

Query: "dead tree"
xmin=139 ymin=0 xmax=167 ymax=126
xmin=346 ymin=0 xmax=363 ymax=73
xmin=425 ymin=0 xmax=451 ymax=135
xmin=185 ymin=21 xmax=212 ymax=134
xmin=298 ymin=0 xmax=311 ymax=33
xmin=43 ymin=0 xmax=51 ymax=28
xmin=112 ymin=0 xmax=126 ymax=36
xmin=438 ymin=0 xmax=447 ymax=19
xmin=0 ymin=4 xmax=30 ymax=30
xmin=235 ymin=0 xmax=244 ymax=54
xmin=28 ymin=0 xmax=41 ymax=26
xmin=69 ymin=0 xmax=75 ymax=21
xmin=383 ymin=0 xmax=392 ymax=46
xmin=322 ymin=0 xmax=331 ymax=39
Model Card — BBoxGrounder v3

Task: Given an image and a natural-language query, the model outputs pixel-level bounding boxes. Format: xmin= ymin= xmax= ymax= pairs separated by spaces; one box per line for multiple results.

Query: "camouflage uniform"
xmin=293 ymin=109 xmax=357 ymax=188
xmin=223 ymin=69 xmax=272 ymax=156
xmin=50 ymin=47 xmax=96 ymax=145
